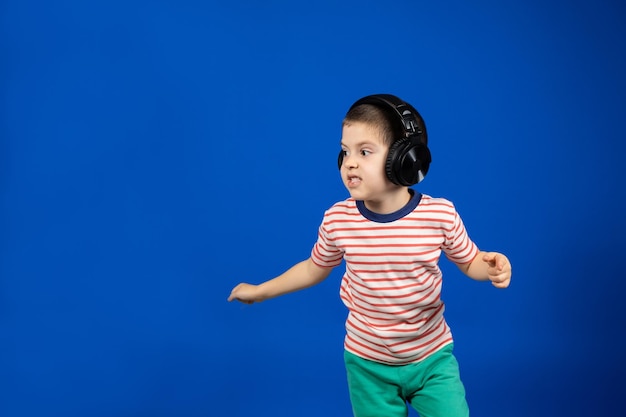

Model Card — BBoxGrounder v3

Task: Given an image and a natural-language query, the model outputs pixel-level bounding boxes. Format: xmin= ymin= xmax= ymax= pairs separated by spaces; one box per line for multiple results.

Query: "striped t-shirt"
xmin=311 ymin=191 xmax=478 ymax=365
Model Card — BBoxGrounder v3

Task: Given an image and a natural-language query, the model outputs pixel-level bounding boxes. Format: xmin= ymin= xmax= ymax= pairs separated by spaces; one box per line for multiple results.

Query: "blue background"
xmin=2 ymin=1 xmax=625 ymax=416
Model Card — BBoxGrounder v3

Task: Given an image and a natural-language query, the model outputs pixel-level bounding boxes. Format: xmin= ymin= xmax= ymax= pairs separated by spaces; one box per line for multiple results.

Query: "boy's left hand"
xmin=483 ymin=252 xmax=511 ymax=289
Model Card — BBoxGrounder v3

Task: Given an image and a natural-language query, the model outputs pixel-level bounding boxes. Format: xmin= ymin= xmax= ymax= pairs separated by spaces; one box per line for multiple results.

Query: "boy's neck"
xmin=363 ymin=187 xmax=412 ymax=215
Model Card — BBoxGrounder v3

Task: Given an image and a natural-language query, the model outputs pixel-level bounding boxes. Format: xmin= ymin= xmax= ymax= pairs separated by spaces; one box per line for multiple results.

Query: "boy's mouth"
xmin=347 ymin=175 xmax=361 ymax=187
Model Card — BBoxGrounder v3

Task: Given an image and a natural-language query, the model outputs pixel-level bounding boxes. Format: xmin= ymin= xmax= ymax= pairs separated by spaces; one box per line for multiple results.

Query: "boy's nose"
xmin=344 ymin=154 xmax=357 ymax=168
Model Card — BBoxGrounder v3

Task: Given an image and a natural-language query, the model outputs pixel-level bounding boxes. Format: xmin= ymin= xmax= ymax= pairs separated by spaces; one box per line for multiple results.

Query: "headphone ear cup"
xmin=337 ymin=150 xmax=344 ymax=170
xmin=408 ymin=143 xmax=431 ymax=185
xmin=386 ymin=139 xmax=432 ymax=186
xmin=385 ymin=138 xmax=406 ymax=185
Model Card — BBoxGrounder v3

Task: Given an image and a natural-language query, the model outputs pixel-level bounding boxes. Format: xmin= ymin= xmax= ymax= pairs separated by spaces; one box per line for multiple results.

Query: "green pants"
xmin=344 ymin=344 xmax=469 ymax=417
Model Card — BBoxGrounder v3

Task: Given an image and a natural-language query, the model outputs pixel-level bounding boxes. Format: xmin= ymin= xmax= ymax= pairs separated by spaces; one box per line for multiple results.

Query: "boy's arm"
xmin=227 ymin=257 xmax=334 ymax=304
xmin=455 ymin=251 xmax=512 ymax=289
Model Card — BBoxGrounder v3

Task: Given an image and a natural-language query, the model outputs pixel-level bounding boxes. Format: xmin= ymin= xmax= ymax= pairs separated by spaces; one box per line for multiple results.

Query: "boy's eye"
xmin=360 ymin=149 xmax=371 ymax=156
xmin=341 ymin=150 xmax=348 ymax=156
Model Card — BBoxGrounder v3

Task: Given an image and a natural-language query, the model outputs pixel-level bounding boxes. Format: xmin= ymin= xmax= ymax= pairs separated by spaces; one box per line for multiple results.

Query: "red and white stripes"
xmin=311 ymin=195 xmax=478 ymax=364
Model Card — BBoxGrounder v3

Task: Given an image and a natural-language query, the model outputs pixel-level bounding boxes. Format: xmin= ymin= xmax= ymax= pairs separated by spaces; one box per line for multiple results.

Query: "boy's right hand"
xmin=228 ymin=283 xmax=262 ymax=304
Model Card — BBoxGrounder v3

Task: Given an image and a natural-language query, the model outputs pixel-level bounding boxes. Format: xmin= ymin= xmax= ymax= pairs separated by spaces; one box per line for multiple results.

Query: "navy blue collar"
xmin=356 ymin=190 xmax=422 ymax=223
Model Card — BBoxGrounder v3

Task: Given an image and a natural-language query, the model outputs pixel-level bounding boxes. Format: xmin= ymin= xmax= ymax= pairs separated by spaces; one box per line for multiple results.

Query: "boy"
xmin=228 ymin=94 xmax=512 ymax=417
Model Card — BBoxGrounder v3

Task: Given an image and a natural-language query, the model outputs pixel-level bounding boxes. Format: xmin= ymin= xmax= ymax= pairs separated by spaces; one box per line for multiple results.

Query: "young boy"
xmin=228 ymin=94 xmax=512 ymax=417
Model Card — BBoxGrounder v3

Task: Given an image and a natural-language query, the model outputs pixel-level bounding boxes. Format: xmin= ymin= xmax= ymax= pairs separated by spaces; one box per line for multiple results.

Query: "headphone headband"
xmin=348 ymin=94 xmax=427 ymax=145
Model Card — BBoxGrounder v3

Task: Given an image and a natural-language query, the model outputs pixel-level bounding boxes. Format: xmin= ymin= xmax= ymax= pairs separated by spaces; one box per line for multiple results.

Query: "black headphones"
xmin=338 ymin=94 xmax=432 ymax=186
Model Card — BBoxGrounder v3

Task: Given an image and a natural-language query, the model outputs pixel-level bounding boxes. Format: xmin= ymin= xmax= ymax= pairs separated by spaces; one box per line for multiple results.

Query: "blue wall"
xmin=2 ymin=1 xmax=625 ymax=416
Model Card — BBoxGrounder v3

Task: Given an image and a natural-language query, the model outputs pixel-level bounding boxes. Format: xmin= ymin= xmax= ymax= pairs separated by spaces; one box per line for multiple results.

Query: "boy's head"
xmin=338 ymin=94 xmax=431 ymax=186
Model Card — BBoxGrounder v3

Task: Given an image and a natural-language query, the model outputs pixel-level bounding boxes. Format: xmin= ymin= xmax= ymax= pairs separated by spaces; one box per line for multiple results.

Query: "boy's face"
xmin=340 ymin=122 xmax=406 ymax=212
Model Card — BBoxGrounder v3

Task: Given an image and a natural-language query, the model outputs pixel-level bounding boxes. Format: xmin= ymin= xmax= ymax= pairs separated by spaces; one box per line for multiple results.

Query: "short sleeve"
xmin=310 ymin=215 xmax=344 ymax=268
xmin=442 ymin=208 xmax=479 ymax=264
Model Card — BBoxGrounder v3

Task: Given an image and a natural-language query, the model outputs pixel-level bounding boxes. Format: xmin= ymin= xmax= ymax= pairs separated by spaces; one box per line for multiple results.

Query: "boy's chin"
xmin=346 ymin=189 xmax=366 ymax=201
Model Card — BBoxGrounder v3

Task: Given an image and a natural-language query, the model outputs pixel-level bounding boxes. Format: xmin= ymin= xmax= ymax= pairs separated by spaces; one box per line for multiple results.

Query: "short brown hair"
xmin=343 ymin=103 xmax=402 ymax=146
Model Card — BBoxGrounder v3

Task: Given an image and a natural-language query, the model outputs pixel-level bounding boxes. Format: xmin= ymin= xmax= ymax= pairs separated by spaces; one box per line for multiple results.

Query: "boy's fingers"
xmin=498 ymin=256 xmax=511 ymax=272
xmin=228 ymin=284 xmax=242 ymax=302
xmin=484 ymin=252 xmax=509 ymax=271
xmin=492 ymin=280 xmax=509 ymax=289
xmin=482 ymin=252 xmax=493 ymax=261
xmin=496 ymin=258 xmax=505 ymax=271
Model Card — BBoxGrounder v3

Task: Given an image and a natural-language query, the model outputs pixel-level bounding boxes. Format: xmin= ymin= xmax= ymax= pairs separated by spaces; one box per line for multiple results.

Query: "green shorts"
xmin=344 ymin=344 xmax=469 ymax=417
